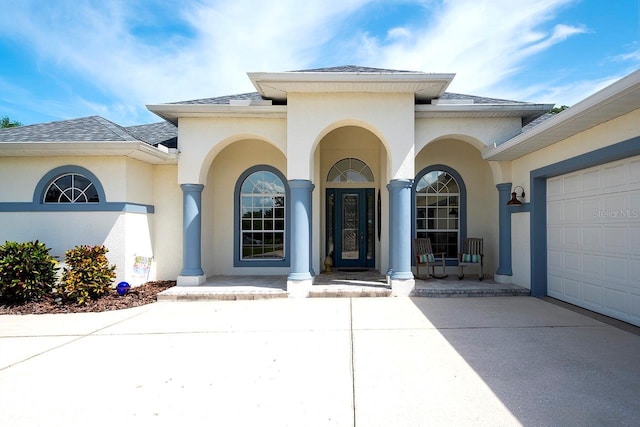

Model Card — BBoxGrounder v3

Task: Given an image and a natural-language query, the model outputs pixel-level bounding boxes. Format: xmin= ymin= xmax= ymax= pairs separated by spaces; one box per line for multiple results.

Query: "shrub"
xmin=60 ymin=245 xmax=116 ymax=304
xmin=0 ymin=241 xmax=58 ymax=303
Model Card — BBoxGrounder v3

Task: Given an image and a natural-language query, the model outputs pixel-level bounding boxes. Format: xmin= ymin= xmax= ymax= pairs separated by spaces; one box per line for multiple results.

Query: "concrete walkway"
xmin=158 ymin=272 xmax=530 ymax=300
xmin=1 ymin=297 xmax=639 ymax=426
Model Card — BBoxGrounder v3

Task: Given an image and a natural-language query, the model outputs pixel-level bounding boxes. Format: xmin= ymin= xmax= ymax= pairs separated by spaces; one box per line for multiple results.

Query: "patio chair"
xmin=458 ymin=237 xmax=484 ymax=280
xmin=413 ymin=238 xmax=447 ymax=279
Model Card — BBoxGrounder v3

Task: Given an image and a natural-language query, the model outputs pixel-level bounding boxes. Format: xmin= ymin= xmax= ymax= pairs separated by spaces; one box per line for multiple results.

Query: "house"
xmin=1 ymin=66 xmax=638 ymax=325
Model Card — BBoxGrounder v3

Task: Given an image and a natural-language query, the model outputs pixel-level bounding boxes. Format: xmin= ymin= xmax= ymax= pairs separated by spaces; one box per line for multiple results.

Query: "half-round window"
xmin=327 ymin=158 xmax=374 ymax=182
xmin=44 ymin=173 xmax=100 ymax=203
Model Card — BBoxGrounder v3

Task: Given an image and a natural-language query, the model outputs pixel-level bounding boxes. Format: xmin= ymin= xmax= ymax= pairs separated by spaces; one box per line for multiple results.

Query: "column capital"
xmin=496 ymin=182 xmax=513 ymax=192
xmin=181 ymin=183 xmax=204 ymax=193
xmin=387 ymin=178 xmax=414 ymax=190
xmin=288 ymin=179 xmax=315 ymax=190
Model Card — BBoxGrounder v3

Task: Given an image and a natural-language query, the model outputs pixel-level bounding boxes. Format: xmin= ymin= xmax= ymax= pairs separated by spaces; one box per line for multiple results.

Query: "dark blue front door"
xmin=327 ymin=189 xmax=375 ymax=268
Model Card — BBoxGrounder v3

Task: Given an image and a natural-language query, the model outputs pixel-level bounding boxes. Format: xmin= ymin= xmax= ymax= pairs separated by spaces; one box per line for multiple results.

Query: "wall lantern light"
xmin=506 ymin=186 xmax=525 ymax=205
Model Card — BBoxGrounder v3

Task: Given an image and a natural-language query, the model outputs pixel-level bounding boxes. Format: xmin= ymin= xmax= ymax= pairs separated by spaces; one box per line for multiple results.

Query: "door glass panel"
xmin=367 ymin=193 xmax=374 ymax=260
xmin=341 ymin=194 xmax=359 ymax=259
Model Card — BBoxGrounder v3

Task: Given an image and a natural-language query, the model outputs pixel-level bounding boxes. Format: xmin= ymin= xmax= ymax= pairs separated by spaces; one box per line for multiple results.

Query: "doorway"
xmin=326 ymin=188 xmax=375 ymax=268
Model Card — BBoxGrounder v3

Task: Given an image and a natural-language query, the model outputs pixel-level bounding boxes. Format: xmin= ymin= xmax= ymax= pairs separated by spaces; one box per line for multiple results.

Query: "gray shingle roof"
xmin=125 ymin=121 xmax=178 ymax=148
xmin=172 ymin=91 xmax=530 ymax=106
xmin=440 ymin=92 xmax=528 ymax=105
xmin=171 ymin=92 xmax=263 ymax=105
xmin=522 ymin=112 xmax=555 ymax=132
xmin=289 ymin=65 xmax=418 ymax=73
xmin=0 ymin=116 xmax=138 ymax=142
xmin=0 ymin=116 xmax=179 ymax=148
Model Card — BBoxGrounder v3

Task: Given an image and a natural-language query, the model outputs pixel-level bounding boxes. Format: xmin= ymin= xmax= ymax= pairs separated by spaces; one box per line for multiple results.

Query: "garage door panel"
xmin=582 ymin=254 xmax=602 ymax=276
xmin=564 ymin=252 xmax=581 ymax=272
xmin=604 ymin=256 xmax=628 ymax=281
xmin=564 ymin=173 xmax=582 ymax=193
xmin=582 ymin=282 xmax=602 ymax=306
xmin=603 ymin=227 xmax=627 ymax=252
xmin=563 ymin=201 xmax=582 ymax=222
xmin=581 ymin=227 xmax=602 ymax=249
xmin=631 ymin=159 xmax=640 ymax=182
xmin=547 ymin=154 xmax=640 ymax=327
xmin=564 ymin=227 xmax=581 ymax=248
xmin=603 ymin=162 xmax=626 ymax=187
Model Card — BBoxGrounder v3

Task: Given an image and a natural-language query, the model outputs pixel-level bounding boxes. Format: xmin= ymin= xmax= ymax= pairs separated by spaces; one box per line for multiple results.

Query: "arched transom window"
xmin=327 ymin=158 xmax=374 ymax=182
xmin=240 ymin=170 xmax=286 ymax=260
xmin=44 ymin=173 xmax=99 ymax=203
xmin=415 ymin=170 xmax=460 ymax=258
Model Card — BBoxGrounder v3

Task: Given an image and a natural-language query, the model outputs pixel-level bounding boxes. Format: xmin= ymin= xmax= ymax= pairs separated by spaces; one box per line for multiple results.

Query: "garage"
xmin=547 ymin=155 xmax=640 ymax=326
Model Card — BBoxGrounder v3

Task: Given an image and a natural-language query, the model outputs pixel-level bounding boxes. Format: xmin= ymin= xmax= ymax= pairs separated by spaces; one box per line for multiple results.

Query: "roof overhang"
xmin=483 ymin=69 xmax=640 ymax=161
xmin=146 ymin=104 xmax=287 ymax=125
xmin=247 ymin=71 xmax=456 ymax=102
xmin=416 ymin=103 xmax=553 ymax=122
xmin=0 ymin=141 xmax=178 ymax=164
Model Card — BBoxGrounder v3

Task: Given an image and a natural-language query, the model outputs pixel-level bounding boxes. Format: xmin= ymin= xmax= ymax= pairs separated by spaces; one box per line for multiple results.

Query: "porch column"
xmin=495 ymin=183 xmax=513 ymax=283
xmin=387 ymin=179 xmax=415 ymax=296
xmin=287 ymin=179 xmax=315 ymax=297
xmin=178 ymin=183 xmax=206 ymax=286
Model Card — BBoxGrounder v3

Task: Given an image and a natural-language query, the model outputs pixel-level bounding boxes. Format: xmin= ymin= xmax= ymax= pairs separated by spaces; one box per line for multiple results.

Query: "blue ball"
xmin=116 ymin=281 xmax=131 ymax=296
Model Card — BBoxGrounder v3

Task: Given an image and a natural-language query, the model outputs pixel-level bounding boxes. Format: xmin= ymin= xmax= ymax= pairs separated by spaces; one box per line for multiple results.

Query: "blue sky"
xmin=0 ymin=0 xmax=638 ymax=126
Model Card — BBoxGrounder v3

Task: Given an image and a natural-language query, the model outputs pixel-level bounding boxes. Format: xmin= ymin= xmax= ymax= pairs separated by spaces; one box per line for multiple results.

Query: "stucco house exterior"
xmin=1 ymin=66 xmax=638 ymax=325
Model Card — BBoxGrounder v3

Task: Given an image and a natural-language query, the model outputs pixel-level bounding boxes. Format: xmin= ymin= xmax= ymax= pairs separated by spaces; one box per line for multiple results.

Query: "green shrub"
xmin=0 ymin=241 xmax=58 ymax=303
xmin=60 ymin=245 xmax=116 ymax=304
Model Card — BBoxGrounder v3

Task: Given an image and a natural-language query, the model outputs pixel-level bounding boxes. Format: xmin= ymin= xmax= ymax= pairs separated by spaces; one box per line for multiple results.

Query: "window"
xmin=327 ymin=158 xmax=374 ymax=182
xmin=415 ymin=168 xmax=463 ymax=258
xmin=238 ymin=168 xmax=287 ymax=262
xmin=43 ymin=173 xmax=99 ymax=203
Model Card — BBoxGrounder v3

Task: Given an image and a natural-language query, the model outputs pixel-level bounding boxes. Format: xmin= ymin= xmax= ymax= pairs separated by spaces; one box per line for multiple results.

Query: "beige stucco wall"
xmin=415 ymin=138 xmax=499 ymax=275
xmin=508 ymin=107 xmax=640 ymax=288
xmin=288 ymin=92 xmax=415 ymax=180
xmin=415 ymin=117 xmax=522 ymax=153
xmin=151 ymin=165 xmax=182 ymax=281
xmin=204 ymin=139 xmax=288 ymax=275
xmin=177 ymin=117 xmax=287 ymax=185
xmin=0 ymin=156 xmax=181 ymax=284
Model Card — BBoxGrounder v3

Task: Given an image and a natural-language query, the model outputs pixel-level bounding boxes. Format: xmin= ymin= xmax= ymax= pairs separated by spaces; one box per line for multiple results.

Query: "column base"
xmin=494 ymin=274 xmax=513 ymax=284
xmin=287 ymin=278 xmax=314 ymax=298
xmin=390 ymin=278 xmax=415 ymax=297
xmin=177 ymin=274 xmax=207 ymax=287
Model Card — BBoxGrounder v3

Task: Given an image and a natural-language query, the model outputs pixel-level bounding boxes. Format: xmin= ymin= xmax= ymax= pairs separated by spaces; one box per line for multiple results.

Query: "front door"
xmin=327 ymin=189 xmax=375 ymax=268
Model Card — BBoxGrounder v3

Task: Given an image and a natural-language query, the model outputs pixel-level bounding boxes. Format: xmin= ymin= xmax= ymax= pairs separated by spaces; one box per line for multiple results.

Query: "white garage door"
xmin=547 ymin=155 xmax=640 ymax=326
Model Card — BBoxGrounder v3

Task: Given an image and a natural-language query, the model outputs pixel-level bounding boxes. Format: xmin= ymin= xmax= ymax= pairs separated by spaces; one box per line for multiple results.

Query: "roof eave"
xmin=147 ymin=104 xmax=288 ymax=124
xmin=0 ymin=141 xmax=178 ymax=165
xmin=415 ymin=103 xmax=553 ymax=119
xmin=247 ymin=71 xmax=456 ymax=101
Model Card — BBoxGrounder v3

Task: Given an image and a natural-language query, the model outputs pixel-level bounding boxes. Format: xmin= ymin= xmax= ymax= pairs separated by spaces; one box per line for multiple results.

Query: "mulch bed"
xmin=0 ymin=281 xmax=175 ymax=315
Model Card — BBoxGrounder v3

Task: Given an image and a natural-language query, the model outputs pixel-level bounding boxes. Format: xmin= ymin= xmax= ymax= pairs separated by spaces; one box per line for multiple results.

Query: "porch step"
xmin=309 ymin=285 xmax=391 ymax=298
xmin=157 ymin=287 xmax=288 ymax=301
xmin=411 ymin=283 xmax=530 ymax=297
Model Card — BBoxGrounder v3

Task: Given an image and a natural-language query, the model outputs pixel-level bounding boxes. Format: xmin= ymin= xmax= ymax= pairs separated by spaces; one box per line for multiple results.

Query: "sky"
xmin=0 ymin=0 xmax=638 ymax=126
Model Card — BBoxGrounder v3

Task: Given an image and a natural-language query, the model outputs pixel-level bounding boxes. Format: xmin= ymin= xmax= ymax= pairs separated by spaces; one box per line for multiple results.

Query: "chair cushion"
xmin=462 ymin=253 xmax=479 ymax=263
xmin=418 ymin=253 xmax=436 ymax=263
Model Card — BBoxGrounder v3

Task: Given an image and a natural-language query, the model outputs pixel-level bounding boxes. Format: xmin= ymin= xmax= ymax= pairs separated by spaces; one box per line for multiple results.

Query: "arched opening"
xmin=315 ymin=126 xmax=388 ymax=272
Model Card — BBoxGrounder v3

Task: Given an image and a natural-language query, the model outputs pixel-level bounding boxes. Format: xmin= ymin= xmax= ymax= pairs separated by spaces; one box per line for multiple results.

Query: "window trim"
xmin=233 ymin=165 xmax=290 ymax=267
xmin=34 ymin=166 xmax=106 ymax=205
xmin=412 ymin=164 xmax=467 ymax=266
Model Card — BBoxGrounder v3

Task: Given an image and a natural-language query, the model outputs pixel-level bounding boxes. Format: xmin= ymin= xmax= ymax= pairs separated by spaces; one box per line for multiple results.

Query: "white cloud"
xmin=0 ymin=0 xmax=629 ymax=124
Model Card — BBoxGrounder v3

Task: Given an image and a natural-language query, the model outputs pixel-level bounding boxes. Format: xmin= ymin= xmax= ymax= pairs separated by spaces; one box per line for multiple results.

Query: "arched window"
xmin=44 ymin=173 xmax=99 ymax=203
xmin=414 ymin=166 xmax=466 ymax=259
xmin=327 ymin=158 xmax=374 ymax=182
xmin=234 ymin=166 xmax=290 ymax=267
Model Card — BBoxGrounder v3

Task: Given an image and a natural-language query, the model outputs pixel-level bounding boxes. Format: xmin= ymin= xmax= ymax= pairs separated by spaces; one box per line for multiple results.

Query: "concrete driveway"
xmin=1 ymin=297 xmax=639 ymax=426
